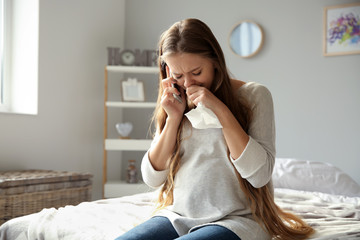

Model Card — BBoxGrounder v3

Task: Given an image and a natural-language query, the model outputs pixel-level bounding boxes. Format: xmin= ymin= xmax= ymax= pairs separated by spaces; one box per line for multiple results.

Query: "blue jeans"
xmin=115 ymin=216 xmax=241 ymax=240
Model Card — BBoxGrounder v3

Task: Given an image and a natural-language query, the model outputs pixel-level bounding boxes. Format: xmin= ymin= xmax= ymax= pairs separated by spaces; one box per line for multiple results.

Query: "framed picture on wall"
xmin=121 ymin=78 xmax=145 ymax=101
xmin=323 ymin=3 xmax=360 ymax=56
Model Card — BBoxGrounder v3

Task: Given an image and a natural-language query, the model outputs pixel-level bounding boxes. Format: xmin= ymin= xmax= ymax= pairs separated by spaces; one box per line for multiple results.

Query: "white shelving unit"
xmin=106 ymin=101 xmax=157 ymax=108
xmin=105 ymin=139 xmax=152 ymax=151
xmin=104 ymin=181 xmax=153 ymax=198
xmin=103 ymin=66 xmax=157 ymax=198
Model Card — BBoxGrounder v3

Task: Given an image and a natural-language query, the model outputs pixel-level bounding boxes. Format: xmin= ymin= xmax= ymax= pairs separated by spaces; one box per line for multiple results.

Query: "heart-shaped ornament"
xmin=115 ymin=122 xmax=133 ymax=138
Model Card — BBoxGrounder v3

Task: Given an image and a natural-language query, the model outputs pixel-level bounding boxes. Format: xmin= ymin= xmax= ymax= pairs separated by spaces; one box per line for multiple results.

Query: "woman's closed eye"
xmin=173 ymin=74 xmax=182 ymax=80
xmin=193 ymin=71 xmax=201 ymax=76
xmin=173 ymin=70 xmax=201 ymax=80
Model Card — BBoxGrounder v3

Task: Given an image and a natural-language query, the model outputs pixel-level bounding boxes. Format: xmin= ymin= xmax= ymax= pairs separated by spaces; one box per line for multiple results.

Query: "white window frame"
xmin=0 ymin=0 xmax=5 ymax=107
xmin=0 ymin=0 xmax=11 ymax=112
xmin=0 ymin=0 xmax=39 ymax=115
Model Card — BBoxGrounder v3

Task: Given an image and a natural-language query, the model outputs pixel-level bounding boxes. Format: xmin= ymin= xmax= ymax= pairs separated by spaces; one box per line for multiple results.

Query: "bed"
xmin=1 ymin=158 xmax=359 ymax=240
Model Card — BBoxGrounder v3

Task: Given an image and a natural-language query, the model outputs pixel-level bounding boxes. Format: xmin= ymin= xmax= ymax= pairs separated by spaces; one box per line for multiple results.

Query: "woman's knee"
xmin=115 ymin=216 xmax=179 ymax=240
xmin=178 ymin=225 xmax=240 ymax=240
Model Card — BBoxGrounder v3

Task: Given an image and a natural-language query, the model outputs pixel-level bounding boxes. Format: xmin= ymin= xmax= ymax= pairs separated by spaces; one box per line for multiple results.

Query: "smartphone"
xmin=162 ymin=61 xmax=182 ymax=103
xmin=161 ymin=61 xmax=167 ymax=74
xmin=171 ymin=83 xmax=182 ymax=103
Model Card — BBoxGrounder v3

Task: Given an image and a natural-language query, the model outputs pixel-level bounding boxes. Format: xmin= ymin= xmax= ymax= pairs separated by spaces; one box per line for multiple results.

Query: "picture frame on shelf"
xmin=121 ymin=78 xmax=145 ymax=102
xmin=323 ymin=3 xmax=360 ymax=56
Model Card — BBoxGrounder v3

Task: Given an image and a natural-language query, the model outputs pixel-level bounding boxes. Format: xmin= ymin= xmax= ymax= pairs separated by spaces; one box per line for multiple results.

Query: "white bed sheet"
xmin=0 ymin=188 xmax=359 ymax=240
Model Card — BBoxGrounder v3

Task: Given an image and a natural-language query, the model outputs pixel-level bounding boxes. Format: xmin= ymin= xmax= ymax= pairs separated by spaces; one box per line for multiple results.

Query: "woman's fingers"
xmin=162 ymin=87 xmax=183 ymax=104
xmin=186 ymin=85 xmax=217 ymax=108
xmin=166 ymin=65 xmax=170 ymax=78
xmin=186 ymin=86 xmax=203 ymax=104
xmin=162 ymin=67 xmax=181 ymax=97
xmin=162 ymin=66 xmax=176 ymax=89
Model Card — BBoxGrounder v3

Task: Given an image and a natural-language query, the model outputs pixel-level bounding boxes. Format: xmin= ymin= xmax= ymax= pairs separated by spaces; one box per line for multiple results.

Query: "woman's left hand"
xmin=186 ymin=85 xmax=224 ymax=113
xmin=187 ymin=84 xmax=250 ymax=161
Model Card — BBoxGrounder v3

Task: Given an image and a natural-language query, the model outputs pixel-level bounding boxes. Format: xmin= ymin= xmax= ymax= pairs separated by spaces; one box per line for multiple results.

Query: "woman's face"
xmin=164 ymin=53 xmax=215 ymax=91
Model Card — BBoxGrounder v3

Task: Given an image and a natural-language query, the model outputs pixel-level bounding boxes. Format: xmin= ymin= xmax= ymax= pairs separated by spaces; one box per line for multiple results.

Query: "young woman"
xmin=115 ymin=18 xmax=314 ymax=240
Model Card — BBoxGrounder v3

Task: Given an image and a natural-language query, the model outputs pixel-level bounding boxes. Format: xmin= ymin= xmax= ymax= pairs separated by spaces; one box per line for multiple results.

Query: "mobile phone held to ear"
xmin=171 ymin=83 xmax=182 ymax=103
xmin=161 ymin=61 xmax=167 ymax=73
xmin=162 ymin=61 xmax=182 ymax=103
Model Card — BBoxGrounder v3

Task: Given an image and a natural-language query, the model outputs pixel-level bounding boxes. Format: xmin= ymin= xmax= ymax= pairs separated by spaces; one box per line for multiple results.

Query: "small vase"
xmin=127 ymin=160 xmax=138 ymax=184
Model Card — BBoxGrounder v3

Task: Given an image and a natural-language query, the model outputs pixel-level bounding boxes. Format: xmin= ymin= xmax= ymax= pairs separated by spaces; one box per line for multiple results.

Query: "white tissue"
xmin=185 ymin=102 xmax=223 ymax=129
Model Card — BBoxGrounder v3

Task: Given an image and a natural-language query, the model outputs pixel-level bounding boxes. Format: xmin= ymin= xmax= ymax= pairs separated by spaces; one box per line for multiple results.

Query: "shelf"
xmin=105 ymin=139 xmax=152 ymax=151
xmin=106 ymin=66 xmax=158 ymax=74
xmin=106 ymin=101 xmax=157 ymax=108
xmin=104 ymin=181 xmax=152 ymax=198
xmin=103 ymin=65 xmax=158 ymax=198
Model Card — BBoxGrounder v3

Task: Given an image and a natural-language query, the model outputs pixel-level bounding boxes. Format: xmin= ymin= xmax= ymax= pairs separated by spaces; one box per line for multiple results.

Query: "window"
xmin=0 ymin=0 xmax=4 ymax=105
xmin=0 ymin=0 xmax=39 ymax=115
xmin=0 ymin=0 xmax=10 ymax=112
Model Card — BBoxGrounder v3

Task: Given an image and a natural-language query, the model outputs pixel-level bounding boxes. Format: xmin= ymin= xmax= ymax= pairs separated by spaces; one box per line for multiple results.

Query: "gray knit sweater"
xmin=141 ymin=82 xmax=275 ymax=240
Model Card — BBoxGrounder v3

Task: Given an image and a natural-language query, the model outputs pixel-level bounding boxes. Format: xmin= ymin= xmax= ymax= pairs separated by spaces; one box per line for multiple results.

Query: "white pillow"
xmin=273 ymin=158 xmax=360 ymax=197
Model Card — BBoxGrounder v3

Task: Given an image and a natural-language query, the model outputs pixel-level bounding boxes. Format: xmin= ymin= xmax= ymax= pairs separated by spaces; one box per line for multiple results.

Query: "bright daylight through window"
xmin=0 ymin=0 xmax=4 ymax=105
xmin=0 ymin=0 xmax=39 ymax=114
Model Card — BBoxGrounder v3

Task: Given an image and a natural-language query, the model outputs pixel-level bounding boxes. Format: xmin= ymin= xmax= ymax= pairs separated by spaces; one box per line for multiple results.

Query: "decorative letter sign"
xmin=107 ymin=47 xmax=157 ymax=66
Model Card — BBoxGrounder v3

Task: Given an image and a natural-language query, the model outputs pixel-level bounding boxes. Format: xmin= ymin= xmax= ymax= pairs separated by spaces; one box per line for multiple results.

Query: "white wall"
xmin=0 ymin=0 xmax=359 ymax=202
xmin=0 ymin=0 xmax=125 ymax=200
xmin=123 ymin=0 xmax=360 ymax=184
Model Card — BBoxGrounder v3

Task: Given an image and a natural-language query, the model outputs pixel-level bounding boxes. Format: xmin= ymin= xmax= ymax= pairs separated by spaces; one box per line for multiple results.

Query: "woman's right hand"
xmin=160 ymin=66 xmax=186 ymax=121
xmin=148 ymin=66 xmax=185 ymax=171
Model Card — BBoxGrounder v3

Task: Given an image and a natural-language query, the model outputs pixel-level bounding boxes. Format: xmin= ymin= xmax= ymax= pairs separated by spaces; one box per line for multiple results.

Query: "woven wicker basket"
xmin=0 ymin=170 xmax=92 ymax=225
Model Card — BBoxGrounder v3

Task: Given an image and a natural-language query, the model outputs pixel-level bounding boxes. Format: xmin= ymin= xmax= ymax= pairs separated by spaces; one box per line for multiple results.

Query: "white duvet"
xmin=0 ymin=188 xmax=359 ymax=240
xmin=275 ymin=188 xmax=360 ymax=239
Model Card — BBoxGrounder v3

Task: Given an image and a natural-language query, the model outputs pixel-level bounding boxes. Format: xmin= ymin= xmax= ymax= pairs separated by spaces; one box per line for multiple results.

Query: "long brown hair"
xmin=153 ymin=18 xmax=314 ymax=239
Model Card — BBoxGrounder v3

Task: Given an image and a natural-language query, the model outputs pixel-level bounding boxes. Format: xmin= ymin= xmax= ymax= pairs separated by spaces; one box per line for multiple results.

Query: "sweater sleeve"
xmin=141 ymin=135 xmax=169 ymax=189
xmin=231 ymin=83 xmax=276 ymax=188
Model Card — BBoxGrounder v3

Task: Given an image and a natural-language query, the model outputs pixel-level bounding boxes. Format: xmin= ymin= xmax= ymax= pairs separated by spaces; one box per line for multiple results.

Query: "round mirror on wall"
xmin=229 ymin=21 xmax=264 ymax=58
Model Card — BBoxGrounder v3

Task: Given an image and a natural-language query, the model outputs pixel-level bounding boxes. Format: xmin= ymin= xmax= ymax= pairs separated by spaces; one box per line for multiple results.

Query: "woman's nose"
xmin=183 ymin=75 xmax=194 ymax=88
